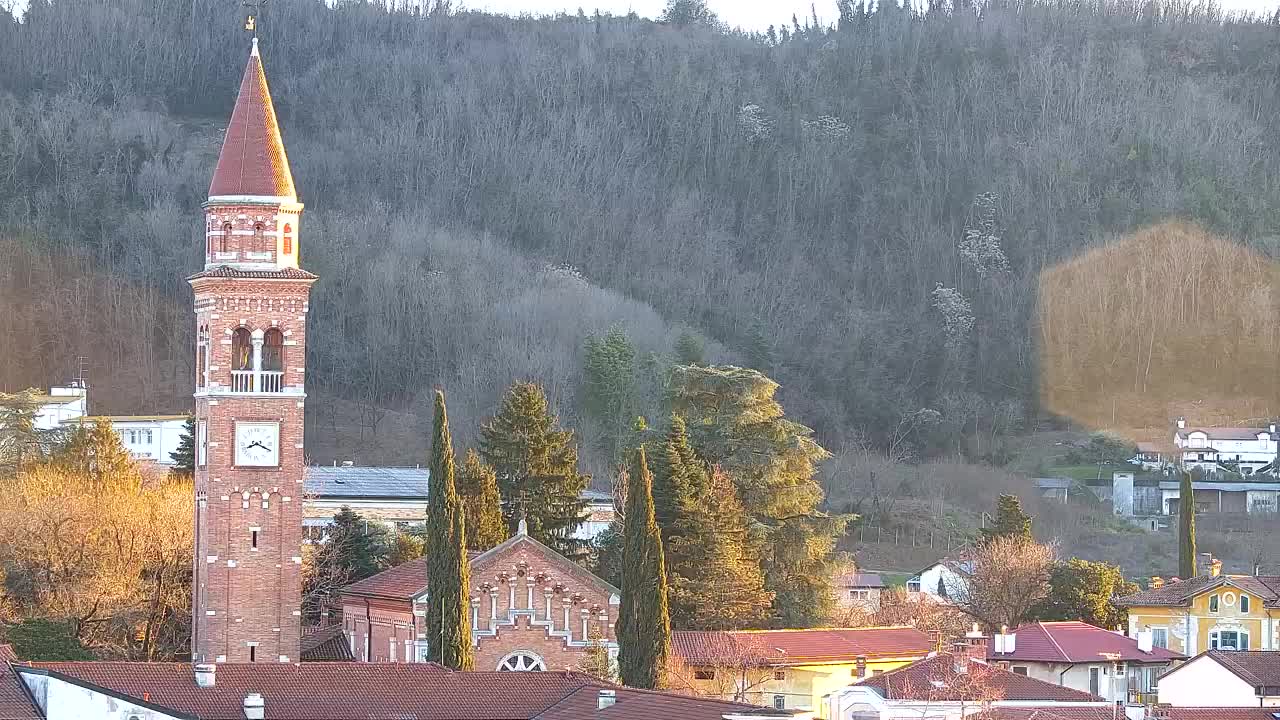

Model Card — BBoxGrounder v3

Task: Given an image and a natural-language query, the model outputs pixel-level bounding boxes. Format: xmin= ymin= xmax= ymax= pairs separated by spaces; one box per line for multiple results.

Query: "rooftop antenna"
xmin=74 ymin=356 xmax=89 ymax=389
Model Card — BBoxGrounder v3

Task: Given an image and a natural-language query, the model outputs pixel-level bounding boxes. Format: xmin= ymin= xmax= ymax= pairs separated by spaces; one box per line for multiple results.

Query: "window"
xmin=249 ymin=645 xmax=256 ymax=663
xmin=1210 ymin=630 xmax=1249 ymax=650
xmin=196 ymin=421 xmax=207 ymax=468
xmin=773 ymin=670 xmax=786 ymax=681
xmin=1151 ymin=628 xmax=1168 ymax=649
xmin=282 ymin=223 xmax=293 ymax=255
xmin=773 ymin=695 xmax=786 ymax=710
xmin=140 ymin=430 xmax=152 ymax=445
xmin=1209 ymin=594 xmax=1220 ymax=613
xmin=907 ymin=578 xmax=922 ymax=593
xmin=1012 ymin=666 xmax=1029 ymax=676
xmin=250 ymin=529 xmax=259 ymax=550
xmin=693 ymin=669 xmax=716 ymax=680
xmin=1241 ymin=595 xmax=1251 ymax=613
xmin=220 ymin=223 xmax=231 ymax=253
xmin=1089 ymin=667 xmax=1100 ymax=696
xmin=253 ymin=223 xmax=265 ymax=251
xmin=232 ymin=327 xmax=253 ymax=371
xmin=262 ymin=328 xmax=284 ymax=372
xmin=497 ymin=651 xmax=546 ymax=672
xmin=849 ymin=589 xmax=871 ymax=601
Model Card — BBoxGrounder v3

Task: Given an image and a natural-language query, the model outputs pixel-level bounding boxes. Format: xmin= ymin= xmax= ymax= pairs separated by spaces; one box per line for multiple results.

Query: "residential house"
xmin=70 ymin=414 xmax=188 ymax=466
xmin=835 ymin=571 xmax=888 ymax=613
xmin=302 ymin=464 xmax=615 ymax=542
xmin=671 ymin=626 xmax=933 ymax=717
xmin=340 ymin=521 xmax=618 ymax=671
xmin=30 ymin=385 xmax=87 ymax=431
xmin=1158 ymin=649 xmax=1280 ymax=707
xmin=1173 ymin=419 xmax=1278 ymax=477
xmin=825 ymin=649 xmax=1106 ymax=720
xmin=1 ymin=660 xmax=808 ymax=720
xmin=1119 ymin=563 xmax=1280 ymax=654
xmin=907 ymin=558 xmax=972 ymax=602
xmin=985 ymin=621 xmax=1183 ymax=703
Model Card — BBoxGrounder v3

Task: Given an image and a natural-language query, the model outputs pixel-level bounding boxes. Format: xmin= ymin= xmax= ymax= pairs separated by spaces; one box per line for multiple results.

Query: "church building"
xmin=189 ymin=37 xmax=315 ymax=664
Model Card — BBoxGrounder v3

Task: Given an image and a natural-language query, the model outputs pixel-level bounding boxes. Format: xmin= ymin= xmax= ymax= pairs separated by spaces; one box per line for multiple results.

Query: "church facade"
xmin=190 ymin=38 xmax=315 ymax=663
xmin=340 ymin=529 xmax=619 ymax=671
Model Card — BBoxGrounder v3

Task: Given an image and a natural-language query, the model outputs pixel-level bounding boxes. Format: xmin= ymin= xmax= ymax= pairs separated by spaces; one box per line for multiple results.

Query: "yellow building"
xmin=1119 ymin=563 xmax=1280 ymax=654
xmin=670 ymin=627 xmax=933 ymax=718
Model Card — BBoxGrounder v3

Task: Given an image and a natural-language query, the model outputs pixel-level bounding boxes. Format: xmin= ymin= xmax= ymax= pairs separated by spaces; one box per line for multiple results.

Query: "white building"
xmin=1157 ymin=649 xmax=1280 ymax=707
xmin=1174 ymin=419 xmax=1278 ymax=476
xmin=907 ymin=557 xmax=972 ymax=602
xmin=31 ymin=385 xmax=88 ymax=430
xmin=74 ymin=415 xmax=189 ymax=466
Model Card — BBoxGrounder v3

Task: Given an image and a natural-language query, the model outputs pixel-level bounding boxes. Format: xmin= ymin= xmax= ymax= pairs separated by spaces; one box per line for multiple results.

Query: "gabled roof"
xmin=0 ymin=655 xmax=39 ymax=720
xmin=1178 ymin=427 xmax=1274 ymax=441
xmin=856 ymin=654 xmax=1101 ymax=702
xmin=987 ymin=621 xmax=1183 ymax=663
xmin=11 ymin=662 xmax=797 ymax=720
xmin=342 ymin=532 xmax=618 ymax=603
xmin=672 ymin=627 xmax=932 ymax=666
xmin=1161 ymin=650 xmax=1280 ymax=691
xmin=298 ymin=625 xmax=355 ymax=662
xmin=1118 ymin=574 xmax=1280 ymax=608
xmin=839 ymin=572 xmax=886 ymax=588
xmin=208 ymin=39 xmax=296 ymax=201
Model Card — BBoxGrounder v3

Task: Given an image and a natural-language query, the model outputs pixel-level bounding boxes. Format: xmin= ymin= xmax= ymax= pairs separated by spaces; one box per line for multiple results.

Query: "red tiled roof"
xmin=987 ymin=622 xmax=1183 ymax=663
xmin=188 ymin=266 xmax=318 ymax=281
xmin=672 ymin=627 xmax=932 ymax=666
xmin=298 ymin=625 xmax=355 ymax=662
xmin=992 ymin=708 xmax=1280 ymax=720
xmin=14 ymin=663 xmax=798 ymax=720
xmin=208 ymin=41 xmax=296 ymax=200
xmin=1118 ymin=575 xmax=1280 ymax=608
xmin=857 ymin=654 xmax=1101 ymax=702
xmin=0 ymin=661 xmax=39 ymax=720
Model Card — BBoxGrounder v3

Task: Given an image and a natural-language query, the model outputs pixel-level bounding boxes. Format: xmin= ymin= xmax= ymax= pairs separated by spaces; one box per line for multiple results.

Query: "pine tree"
xmin=673 ymin=332 xmax=705 ymax=366
xmin=981 ymin=494 xmax=1033 ymax=543
xmin=52 ymin=419 xmax=138 ymax=487
xmin=424 ymin=390 xmax=473 ymax=670
xmin=650 ymin=414 xmax=704 ymax=539
xmin=326 ymin=507 xmax=390 ymax=581
xmin=458 ymin=449 xmax=507 ymax=551
xmin=583 ymin=326 xmax=637 ymax=462
xmin=668 ymin=365 xmax=849 ymax=627
xmin=169 ymin=415 xmax=195 ymax=477
xmin=1179 ymin=471 xmax=1197 ymax=578
xmin=0 ymin=389 xmax=44 ymax=476
xmin=618 ymin=446 xmax=672 ymax=689
xmin=479 ymin=382 xmax=589 ymax=557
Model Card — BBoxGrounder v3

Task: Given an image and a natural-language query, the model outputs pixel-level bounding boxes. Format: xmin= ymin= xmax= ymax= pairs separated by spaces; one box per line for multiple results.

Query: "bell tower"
xmin=190 ymin=37 xmax=315 ymax=663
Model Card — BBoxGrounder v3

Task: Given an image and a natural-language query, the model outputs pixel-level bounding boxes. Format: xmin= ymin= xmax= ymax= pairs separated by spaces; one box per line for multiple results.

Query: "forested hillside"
xmin=2 ymin=0 xmax=1279 ymax=476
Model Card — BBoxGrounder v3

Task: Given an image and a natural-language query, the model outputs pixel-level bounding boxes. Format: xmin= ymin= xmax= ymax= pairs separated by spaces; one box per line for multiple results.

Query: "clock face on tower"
xmin=234 ymin=422 xmax=280 ymax=467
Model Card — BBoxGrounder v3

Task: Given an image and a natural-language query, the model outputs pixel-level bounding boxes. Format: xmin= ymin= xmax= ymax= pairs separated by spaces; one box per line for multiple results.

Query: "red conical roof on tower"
xmin=208 ymin=38 xmax=296 ymax=201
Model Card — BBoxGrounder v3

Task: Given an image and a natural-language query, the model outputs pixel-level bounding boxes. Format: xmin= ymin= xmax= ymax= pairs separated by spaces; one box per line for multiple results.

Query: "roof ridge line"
xmin=1037 ymin=622 xmax=1072 ymax=663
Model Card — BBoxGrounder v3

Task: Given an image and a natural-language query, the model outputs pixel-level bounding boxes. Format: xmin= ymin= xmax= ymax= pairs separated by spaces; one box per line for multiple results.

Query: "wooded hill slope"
xmin=1 ymin=0 xmax=1278 ymax=474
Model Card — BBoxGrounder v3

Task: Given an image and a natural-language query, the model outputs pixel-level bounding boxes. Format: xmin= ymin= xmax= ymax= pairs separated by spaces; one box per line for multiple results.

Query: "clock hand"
xmin=248 ymin=441 xmax=268 ymax=451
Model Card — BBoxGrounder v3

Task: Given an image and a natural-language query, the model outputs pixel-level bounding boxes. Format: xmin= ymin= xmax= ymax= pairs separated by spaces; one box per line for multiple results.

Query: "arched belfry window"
xmin=220 ymin=223 xmax=232 ymax=253
xmin=282 ymin=223 xmax=293 ymax=256
xmin=262 ymin=328 xmax=284 ymax=372
xmin=253 ymin=223 xmax=265 ymax=252
xmin=232 ymin=328 xmax=252 ymax=371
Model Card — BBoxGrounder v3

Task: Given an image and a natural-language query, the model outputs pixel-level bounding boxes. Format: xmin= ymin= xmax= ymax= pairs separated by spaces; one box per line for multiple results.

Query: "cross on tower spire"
xmin=243 ymin=0 xmax=267 ymax=36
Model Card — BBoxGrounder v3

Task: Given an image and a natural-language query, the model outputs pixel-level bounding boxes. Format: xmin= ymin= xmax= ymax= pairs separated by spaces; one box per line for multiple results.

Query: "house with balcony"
xmin=1173 ymin=419 xmax=1278 ymax=476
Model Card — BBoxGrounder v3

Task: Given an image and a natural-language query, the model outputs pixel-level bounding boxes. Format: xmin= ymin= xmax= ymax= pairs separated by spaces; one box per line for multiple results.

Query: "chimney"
xmin=855 ymin=655 xmax=867 ymax=679
xmin=1150 ymin=577 xmax=1164 ymax=589
xmin=243 ymin=693 xmax=265 ymax=720
xmin=1176 ymin=418 xmax=1186 ymax=429
xmin=1124 ymin=705 xmax=1146 ymax=720
xmin=194 ymin=663 xmax=216 ymax=688
xmin=1210 ymin=559 xmax=1222 ymax=578
xmin=597 ymin=689 xmax=617 ymax=710
xmin=964 ymin=624 xmax=987 ymax=661
xmin=952 ymin=642 xmax=971 ymax=674
xmin=1136 ymin=629 xmax=1153 ymax=653
xmin=1199 ymin=553 xmax=1214 ymax=577
xmin=1269 ymin=423 xmax=1276 ymax=434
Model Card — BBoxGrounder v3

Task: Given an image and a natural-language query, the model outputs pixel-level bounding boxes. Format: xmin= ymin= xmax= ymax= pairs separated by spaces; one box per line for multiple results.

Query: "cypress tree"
xmin=1179 ymin=471 xmax=1197 ymax=578
xmin=458 ymin=449 xmax=507 ymax=551
xmin=425 ymin=389 xmax=473 ymax=670
xmin=479 ymin=382 xmax=589 ymax=557
xmin=618 ymin=445 xmax=672 ymax=689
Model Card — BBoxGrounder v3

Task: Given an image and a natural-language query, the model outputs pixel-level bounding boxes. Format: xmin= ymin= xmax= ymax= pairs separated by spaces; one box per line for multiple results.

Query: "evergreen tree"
xmin=672 ymin=332 xmax=705 ymax=366
xmin=1032 ymin=558 xmax=1139 ymax=628
xmin=52 ymin=419 xmax=138 ymax=487
xmin=457 ymin=449 xmax=507 ymax=551
xmin=583 ymin=326 xmax=637 ymax=462
xmin=981 ymin=494 xmax=1033 ymax=543
xmin=479 ymin=382 xmax=589 ymax=557
xmin=169 ymin=415 xmax=195 ymax=477
xmin=660 ymin=0 xmax=717 ymax=26
xmin=650 ymin=414 xmax=704 ymax=539
xmin=668 ymin=365 xmax=849 ymax=627
xmin=0 ymin=389 xmax=44 ymax=476
xmin=327 ymin=507 xmax=390 ymax=581
xmin=424 ymin=390 xmax=473 ymax=670
xmin=617 ymin=445 xmax=672 ymax=689
xmin=1179 ymin=471 xmax=1197 ymax=578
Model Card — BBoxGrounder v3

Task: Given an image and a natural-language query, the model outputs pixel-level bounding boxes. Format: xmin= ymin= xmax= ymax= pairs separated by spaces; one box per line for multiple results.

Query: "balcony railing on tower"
xmin=231 ymin=370 xmax=284 ymax=393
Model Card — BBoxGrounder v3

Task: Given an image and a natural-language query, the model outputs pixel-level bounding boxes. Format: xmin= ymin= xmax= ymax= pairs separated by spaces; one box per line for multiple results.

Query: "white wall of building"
xmin=19 ymin=669 xmax=186 ymax=720
xmin=1158 ymin=656 xmax=1257 ymax=707
xmin=103 ymin=417 xmax=188 ymax=465
xmin=33 ymin=386 xmax=87 ymax=431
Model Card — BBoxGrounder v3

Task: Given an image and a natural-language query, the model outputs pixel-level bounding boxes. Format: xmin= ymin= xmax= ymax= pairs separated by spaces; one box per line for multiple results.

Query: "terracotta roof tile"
xmin=342 ymin=557 xmax=430 ymax=600
xmin=672 ymin=627 xmax=932 ymax=666
xmin=298 ymin=625 xmax=355 ymax=662
xmin=987 ymin=622 xmax=1183 ymax=663
xmin=14 ymin=662 xmax=798 ymax=720
xmin=208 ymin=42 xmax=296 ymax=200
xmin=857 ymin=654 xmax=1101 ymax=702
xmin=1167 ymin=650 xmax=1280 ymax=689
xmin=188 ymin=266 xmax=318 ymax=281
xmin=1118 ymin=575 xmax=1280 ymax=608
xmin=0 ymin=662 xmax=39 ymax=720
